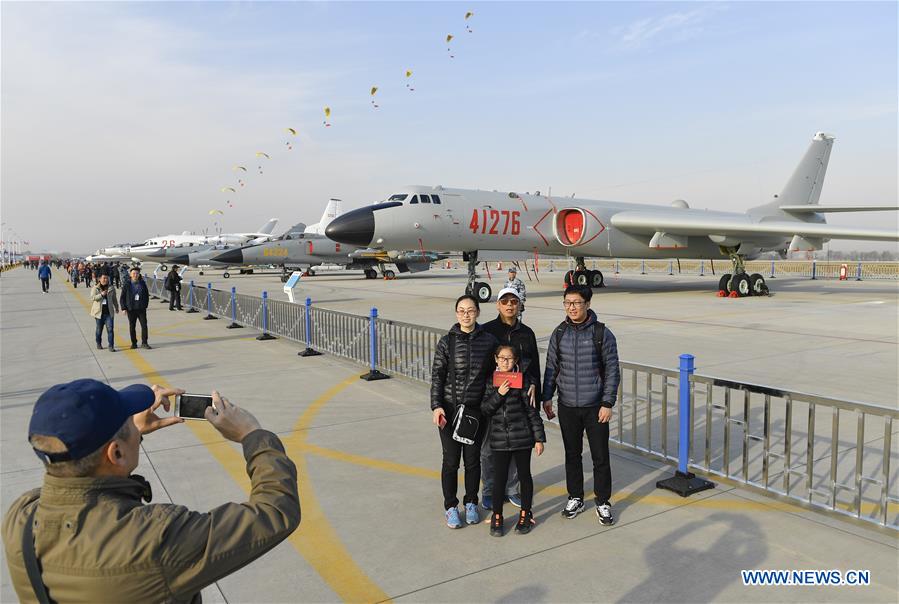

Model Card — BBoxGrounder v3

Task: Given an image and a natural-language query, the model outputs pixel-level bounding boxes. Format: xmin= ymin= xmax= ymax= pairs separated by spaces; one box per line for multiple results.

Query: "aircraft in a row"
xmin=325 ymin=132 xmax=898 ymax=300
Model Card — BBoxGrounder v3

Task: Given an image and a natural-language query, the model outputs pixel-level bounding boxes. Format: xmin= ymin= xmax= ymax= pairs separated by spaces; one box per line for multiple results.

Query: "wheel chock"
xmin=728 ymin=291 xmax=740 ymax=298
xmin=716 ymin=290 xmax=727 ymax=297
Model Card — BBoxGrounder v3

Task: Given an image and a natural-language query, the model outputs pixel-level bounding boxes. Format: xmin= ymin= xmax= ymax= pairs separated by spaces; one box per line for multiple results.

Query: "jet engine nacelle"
xmin=552 ymin=208 xmax=606 ymax=247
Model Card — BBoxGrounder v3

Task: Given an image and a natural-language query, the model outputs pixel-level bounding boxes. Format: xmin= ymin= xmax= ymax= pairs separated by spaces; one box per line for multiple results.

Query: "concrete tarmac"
xmin=1 ymin=266 xmax=897 ymax=603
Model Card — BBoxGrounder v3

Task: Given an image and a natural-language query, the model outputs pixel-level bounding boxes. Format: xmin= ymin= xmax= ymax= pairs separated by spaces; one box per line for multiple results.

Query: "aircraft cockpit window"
xmin=431 ymin=195 xmax=441 ymax=204
xmin=409 ymin=195 xmax=419 ymax=204
xmin=420 ymin=194 xmax=431 ymax=203
xmin=388 ymin=194 xmax=408 ymax=202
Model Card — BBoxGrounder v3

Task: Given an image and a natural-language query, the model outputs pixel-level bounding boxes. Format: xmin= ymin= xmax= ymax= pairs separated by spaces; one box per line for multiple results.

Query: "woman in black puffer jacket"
xmin=430 ymin=295 xmax=498 ymax=529
xmin=481 ymin=344 xmax=546 ymax=536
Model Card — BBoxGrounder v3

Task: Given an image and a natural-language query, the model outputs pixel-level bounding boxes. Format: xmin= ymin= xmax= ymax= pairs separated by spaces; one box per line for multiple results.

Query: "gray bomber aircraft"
xmin=205 ymin=230 xmax=442 ymax=281
xmin=325 ymin=132 xmax=898 ymax=301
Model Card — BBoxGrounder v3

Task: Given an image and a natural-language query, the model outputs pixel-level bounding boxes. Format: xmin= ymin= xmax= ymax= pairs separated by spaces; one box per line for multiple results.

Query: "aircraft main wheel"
xmin=280 ymin=275 xmax=289 ymax=283
xmin=364 ymin=268 xmax=377 ymax=279
xmin=160 ymin=264 xmax=168 ymax=272
xmin=384 ymin=269 xmax=396 ymax=280
xmin=198 ymin=271 xmax=204 ymax=276
xmin=474 ymin=281 xmax=492 ymax=303
xmin=223 ymin=272 xmax=230 ymax=279
xmin=718 ymin=274 xmax=732 ymax=294
xmin=750 ymin=273 xmax=768 ymax=296
xmin=731 ymin=274 xmax=751 ymax=297
xmin=564 ymin=270 xmax=574 ymax=286
xmin=590 ymin=270 xmax=604 ymax=288
xmin=574 ymin=270 xmax=589 ymax=286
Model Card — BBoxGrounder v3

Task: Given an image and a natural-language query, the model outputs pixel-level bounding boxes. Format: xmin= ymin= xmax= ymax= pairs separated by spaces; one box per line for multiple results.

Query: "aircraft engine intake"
xmin=553 ymin=208 xmax=605 ymax=247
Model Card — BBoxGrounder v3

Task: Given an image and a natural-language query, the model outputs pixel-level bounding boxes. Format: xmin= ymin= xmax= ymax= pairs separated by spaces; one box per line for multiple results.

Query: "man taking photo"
xmin=3 ymin=379 xmax=300 ymax=603
xmin=542 ymin=284 xmax=621 ymax=525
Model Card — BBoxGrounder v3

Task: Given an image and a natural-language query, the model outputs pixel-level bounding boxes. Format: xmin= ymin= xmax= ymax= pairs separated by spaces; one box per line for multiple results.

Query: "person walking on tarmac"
xmin=504 ymin=267 xmax=526 ymax=314
xmin=37 ymin=261 xmax=51 ymax=293
xmin=430 ymin=295 xmax=498 ymax=529
xmin=542 ymin=284 xmax=621 ymax=526
xmin=120 ymin=267 xmax=152 ymax=350
xmin=480 ymin=287 xmax=542 ymax=510
xmin=90 ymin=274 xmax=119 ymax=351
xmin=164 ymin=266 xmax=183 ymax=311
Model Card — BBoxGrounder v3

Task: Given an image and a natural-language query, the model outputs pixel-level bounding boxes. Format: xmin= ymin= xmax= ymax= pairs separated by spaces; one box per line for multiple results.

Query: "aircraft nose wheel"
xmin=223 ymin=272 xmax=230 ymax=279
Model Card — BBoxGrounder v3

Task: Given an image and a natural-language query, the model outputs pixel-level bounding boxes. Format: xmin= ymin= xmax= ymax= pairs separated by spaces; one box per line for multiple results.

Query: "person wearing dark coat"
xmin=481 ymin=343 xmax=546 ymax=536
xmin=430 ymin=295 xmax=498 ymax=529
xmin=119 ymin=267 xmax=152 ymax=349
xmin=164 ymin=266 xmax=183 ymax=310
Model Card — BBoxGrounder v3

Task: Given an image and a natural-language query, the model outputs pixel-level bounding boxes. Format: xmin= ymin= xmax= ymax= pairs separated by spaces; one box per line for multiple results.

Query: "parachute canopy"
xmin=221 ymin=187 xmax=236 ymax=193
xmin=286 ymin=127 xmax=297 ymax=136
xmin=370 ymin=86 xmax=378 ymax=96
xmin=255 ymin=152 xmax=270 ymax=159
xmin=465 ymin=11 xmax=473 ymax=20
xmin=405 ymin=69 xmax=413 ymax=78
xmin=209 ymin=209 xmax=224 ymax=216
xmin=446 ymin=34 xmax=454 ymax=44
xmin=233 ymin=166 xmax=247 ymax=172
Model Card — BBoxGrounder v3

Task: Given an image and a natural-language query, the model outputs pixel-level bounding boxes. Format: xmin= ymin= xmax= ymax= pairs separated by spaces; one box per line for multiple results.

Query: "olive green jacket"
xmin=2 ymin=430 xmax=300 ymax=603
xmin=89 ymin=284 xmax=120 ymax=319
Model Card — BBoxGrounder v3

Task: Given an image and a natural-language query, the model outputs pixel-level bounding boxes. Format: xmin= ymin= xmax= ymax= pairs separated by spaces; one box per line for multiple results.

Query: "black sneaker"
xmin=96 ymin=343 xmax=103 ymax=350
xmin=561 ymin=497 xmax=585 ymax=519
xmin=109 ymin=347 xmax=116 ymax=353
xmin=130 ymin=343 xmax=138 ymax=350
xmin=515 ymin=510 xmax=534 ymax=534
xmin=141 ymin=343 xmax=153 ymax=350
xmin=490 ymin=513 xmax=504 ymax=537
xmin=596 ymin=501 xmax=614 ymax=526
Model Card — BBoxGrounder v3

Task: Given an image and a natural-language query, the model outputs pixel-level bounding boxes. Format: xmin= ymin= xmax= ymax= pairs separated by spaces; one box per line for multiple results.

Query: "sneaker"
xmin=490 ymin=513 xmax=504 ymax=537
xmin=109 ymin=347 xmax=116 ymax=353
xmin=141 ymin=343 xmax=153 ymax=350
xmin=96 ymin=343 xmax=103 ymax=350
xmin=507 ymin=494 xmax=522 ymax=508
xmin=561 ymin=497 xmax=585 ymax=519
xmin=596 ymin=501 xmax=614 ymax=526
xmin=130 ymin=343 xmax=138 ymax=350
xmin=445 ymin=507 xmax=462 ymax=529
xmin=515 ymin=510 xmax=534 ymax=534
xmin=464 ymin=502 xmax=480 ymax=525
xmin=481 ymin=494 xmax=492 ymax=511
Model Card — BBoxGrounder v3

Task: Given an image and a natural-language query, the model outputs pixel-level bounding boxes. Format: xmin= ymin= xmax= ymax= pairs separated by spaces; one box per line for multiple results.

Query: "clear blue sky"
xmin=2 ymin=1 xmax=896 ymax=253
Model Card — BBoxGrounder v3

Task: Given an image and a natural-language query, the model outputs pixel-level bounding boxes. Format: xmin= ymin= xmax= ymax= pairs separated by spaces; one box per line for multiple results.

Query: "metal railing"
xmin=147 ymin=277 xmax=898 ymax=531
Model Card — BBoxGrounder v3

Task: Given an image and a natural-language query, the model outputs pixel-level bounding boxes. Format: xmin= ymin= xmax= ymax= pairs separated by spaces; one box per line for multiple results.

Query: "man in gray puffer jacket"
xmin=542 ymin=284 xmax=621 ymax=525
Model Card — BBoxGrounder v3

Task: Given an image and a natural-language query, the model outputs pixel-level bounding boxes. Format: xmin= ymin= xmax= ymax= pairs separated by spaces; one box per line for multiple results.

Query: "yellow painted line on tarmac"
xmin=64 ymin=278 xmax=390 ymax=603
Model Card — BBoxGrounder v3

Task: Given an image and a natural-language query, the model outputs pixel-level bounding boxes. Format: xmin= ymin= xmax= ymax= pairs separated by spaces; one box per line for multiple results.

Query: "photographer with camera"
xmin=2 ymin=380 xmax=301 ymax=604
xmin=164 ymin=265 xmax=184 ymax=311
xmin=90 ymin=273 xmax=119 ymax=351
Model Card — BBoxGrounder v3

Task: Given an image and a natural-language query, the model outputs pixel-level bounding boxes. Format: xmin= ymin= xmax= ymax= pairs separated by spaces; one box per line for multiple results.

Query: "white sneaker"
xmin=596 ymin=502 xmax=614 ymax=525
xmin=561 ymin=497 xmax=585 ymax=519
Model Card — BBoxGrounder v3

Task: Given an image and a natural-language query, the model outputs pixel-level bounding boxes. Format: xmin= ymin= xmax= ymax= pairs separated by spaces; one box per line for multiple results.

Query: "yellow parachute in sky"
xmin=405 ymin=69 xmax=415 ymax=91
xmin=370 ymin=86 xmax=378 ymax=96
xmin=446 ymin=34 xmax=453 ymax=44
xmin=209 ymin=209 xmax=224 ymax=216
xmin=323 ymin=106 xmax=331 ymax=127
xmin=221 ymin=187 xmax=236 ymax=193
xmin=286 ymin=127 xmax=297 ymax=136
xmin=233 ymin=165 xmax=247 ymax=172
xmin=405 ymin=69 xmax=413 ymax=78
xmin=255 ymin=152 xmax=270 ymax=159
xmin=465 ymin=11 xmax=474 ymax=33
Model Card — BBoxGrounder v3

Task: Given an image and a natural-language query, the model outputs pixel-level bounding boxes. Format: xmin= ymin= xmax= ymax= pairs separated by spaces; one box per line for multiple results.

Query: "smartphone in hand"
xmin=176 ymin=394 xmax=215 ymax=420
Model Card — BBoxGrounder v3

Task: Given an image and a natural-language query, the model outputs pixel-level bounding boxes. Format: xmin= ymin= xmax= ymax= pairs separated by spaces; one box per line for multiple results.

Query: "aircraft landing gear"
xmin=223 ymin=272 xmax=230 ymax=279
xmin=463 ymin=251 xmax=491 ymax=303
xmin=717 ymin=251 xmax=768 ymax=297
xmin=564 ymin=256 xmax=604 ymax=289
xmin=364 ymin=268 xmax=378 ymax=279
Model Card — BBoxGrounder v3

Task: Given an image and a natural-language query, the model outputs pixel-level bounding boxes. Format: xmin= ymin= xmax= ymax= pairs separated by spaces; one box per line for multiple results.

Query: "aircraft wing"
xmin=777 ymin=205 xmax=899 ymax=213
xmin=610 ymin=211 xmax=899 ymax=242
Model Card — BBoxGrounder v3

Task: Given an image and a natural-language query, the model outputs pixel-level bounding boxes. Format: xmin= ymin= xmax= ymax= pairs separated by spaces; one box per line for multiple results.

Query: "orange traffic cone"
xmin=717 ymin=290 xmax=727 ymax=297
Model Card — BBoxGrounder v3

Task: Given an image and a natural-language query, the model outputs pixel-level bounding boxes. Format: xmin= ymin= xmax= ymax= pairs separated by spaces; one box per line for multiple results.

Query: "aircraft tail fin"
xmin=749 ymin=132 xmax=834 ymax=219
xmin=258 ymin=218 xmax=279 ymax=235
xmin=319 ymin=199 xmax=342 ymax=229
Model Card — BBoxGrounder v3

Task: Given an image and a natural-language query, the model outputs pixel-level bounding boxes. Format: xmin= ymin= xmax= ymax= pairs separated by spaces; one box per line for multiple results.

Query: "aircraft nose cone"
xmin=325 ymin=207 xmax=375 ymax=246
xmin=212 ymin=248 xmax=244 ymax=264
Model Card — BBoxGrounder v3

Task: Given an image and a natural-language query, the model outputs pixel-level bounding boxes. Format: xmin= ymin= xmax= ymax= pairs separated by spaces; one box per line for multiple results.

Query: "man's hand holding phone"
xmin=135 ymin=385 xmax=185 ymax=435
xmin=203 ymin=391 xmax=262 ymax=443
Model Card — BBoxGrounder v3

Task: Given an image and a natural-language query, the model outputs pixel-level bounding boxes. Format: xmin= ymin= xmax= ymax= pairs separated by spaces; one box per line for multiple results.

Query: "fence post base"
xmin=360 ymin=369 xmax=390 ymax=381
xmin=656 ymin=471 xmax=714 ymax=497
xmin=298 ymin=347 xmax=321 ymax=357
xmin=226 ymin=322 xmax=244 ymax=329
xmin=256 ymin=332 xmax=277 ymax=341
xmin=204 ymin=314 xmax=218 ymax=320
xmin=185 ymin=308 xmax=199 ymax=314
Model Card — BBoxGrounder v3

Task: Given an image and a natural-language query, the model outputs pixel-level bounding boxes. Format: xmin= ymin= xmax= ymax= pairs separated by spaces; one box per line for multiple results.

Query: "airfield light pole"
xmin=656 ymin=354 xmax=715 ymax=497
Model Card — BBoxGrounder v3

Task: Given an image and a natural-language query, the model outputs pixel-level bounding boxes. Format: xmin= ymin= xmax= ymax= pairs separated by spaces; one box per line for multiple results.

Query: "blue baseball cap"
xmin=29 ymin=379 xmax=155 ymax=463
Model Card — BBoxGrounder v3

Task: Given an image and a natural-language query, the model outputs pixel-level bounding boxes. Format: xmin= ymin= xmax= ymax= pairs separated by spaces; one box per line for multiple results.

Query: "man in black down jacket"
xmin=430 ymin=295 xmax=498 ymax=528
xmin=164 ymin=265 xmax=183 ymax=311
xmin=480 ymin=287 xmax=541 ymax=510
xmin=120 ymin=267 xmax=152 ymax=350
xmin=542 ymin=284 xmax=621 ymax=525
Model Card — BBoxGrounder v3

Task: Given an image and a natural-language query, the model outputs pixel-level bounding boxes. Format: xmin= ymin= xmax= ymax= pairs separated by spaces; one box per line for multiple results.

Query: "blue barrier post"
xmin=770 ymin=260 xmax=776 ymax=278
xmin=185 ymin=280 xmax=199 ymax=313
xmin=203 ymin=283 xmax=217 ymax=320
xmin=298 ymin=297 xmax=321 ymax=357
xmin=256 ymin=291 xmax=277 ymax=340
xmin=699 ymin=260 xmax=705 ymax=276
xmin=856 ymin=261 xmax=862 ymax=281
xmin=226 ymin=286 xmax=243 ymax=329
xmin=640 ymin=259 xmax=646 ymax=274
xmin=360 ymin=307 xmax=389 ymax=381
xmin=668 ymin=260 xmax=673 ymax=276
xmin=811 ymin=260 xmax=817 ymax=280
xmin=656 ymin=354 xmax=714 ymax=497
xmin=615 ymin=259 xmax=620 ymax=274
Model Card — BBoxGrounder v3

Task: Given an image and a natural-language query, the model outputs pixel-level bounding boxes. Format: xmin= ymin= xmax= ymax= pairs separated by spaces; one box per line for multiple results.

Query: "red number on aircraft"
xmin=469 ymin=209 xmax=521 ymax=236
